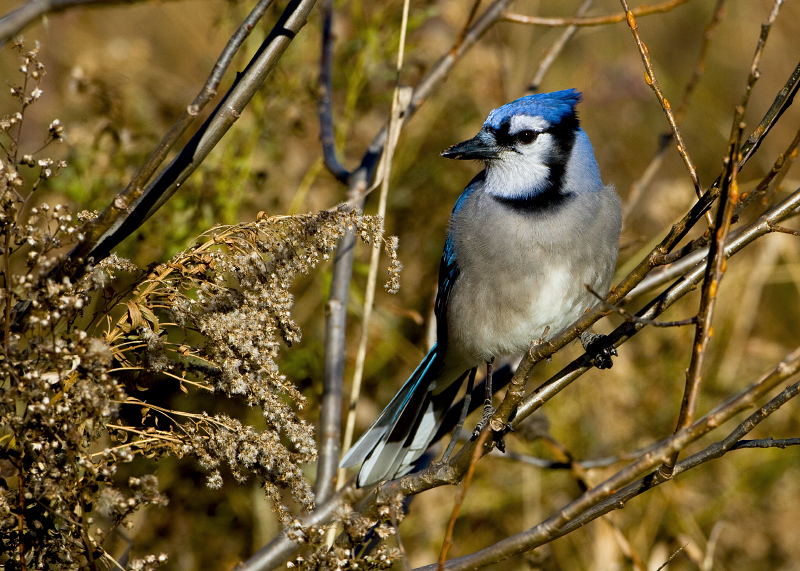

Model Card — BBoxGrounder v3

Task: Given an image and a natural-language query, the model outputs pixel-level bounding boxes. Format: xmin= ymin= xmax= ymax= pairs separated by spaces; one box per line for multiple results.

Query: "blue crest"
xmin=484 ymin=89 xmax=582 ymax=130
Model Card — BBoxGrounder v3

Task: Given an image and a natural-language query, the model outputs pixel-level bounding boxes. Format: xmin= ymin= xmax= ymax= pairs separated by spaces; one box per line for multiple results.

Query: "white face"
xmin=483 ymin=115 xmax=557 ymax=200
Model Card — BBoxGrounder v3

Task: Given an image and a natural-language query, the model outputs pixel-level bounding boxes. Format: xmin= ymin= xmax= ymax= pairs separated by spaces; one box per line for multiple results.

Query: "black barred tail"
xmin=339 ymin=344 xmax=466 ymax=487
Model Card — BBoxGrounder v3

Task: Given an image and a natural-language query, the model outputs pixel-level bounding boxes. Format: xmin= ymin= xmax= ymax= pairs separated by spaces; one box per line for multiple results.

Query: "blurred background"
xmin=1 ymin=0 xmax=799 ymax=569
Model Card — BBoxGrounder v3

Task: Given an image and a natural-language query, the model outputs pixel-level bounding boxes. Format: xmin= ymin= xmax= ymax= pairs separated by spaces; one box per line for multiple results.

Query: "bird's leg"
xmin=581 ymin=330 xmax=617 ymax=370
xmin=472 ymin=360 xmax=495 ymax=439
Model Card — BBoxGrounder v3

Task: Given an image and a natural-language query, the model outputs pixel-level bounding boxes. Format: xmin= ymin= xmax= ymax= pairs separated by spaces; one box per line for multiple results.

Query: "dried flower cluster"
xmin=109 ymin=210 xmax=400 ymax=522
xmin=1 ymin=44 xmax=168 ymax=570
xmin=1 ymin=40 xmax=403 ymax=568
xmin=286 ymin=499 xmax=405 ymax=570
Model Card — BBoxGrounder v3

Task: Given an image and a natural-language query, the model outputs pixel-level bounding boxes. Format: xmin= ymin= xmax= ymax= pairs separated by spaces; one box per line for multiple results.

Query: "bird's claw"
xmin=471 ymin=403 xmax=514 ymax=453
xmin=581 ymin=332 xmax=617 ymax=370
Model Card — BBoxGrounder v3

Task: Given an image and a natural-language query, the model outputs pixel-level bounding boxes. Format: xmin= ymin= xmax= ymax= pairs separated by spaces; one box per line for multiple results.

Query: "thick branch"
xmin=35 ymin=0 xmax=313 ymax=296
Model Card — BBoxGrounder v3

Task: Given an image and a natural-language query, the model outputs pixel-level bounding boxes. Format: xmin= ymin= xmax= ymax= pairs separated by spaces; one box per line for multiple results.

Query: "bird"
xmin=340 ymin=89 xmax=622 ymax=487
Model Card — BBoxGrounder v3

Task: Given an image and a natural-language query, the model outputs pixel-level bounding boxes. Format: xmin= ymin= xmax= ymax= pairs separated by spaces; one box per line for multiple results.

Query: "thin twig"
xmin=627 ymin=121 xmax=800 ymax=298
xmin=737 ymin=125 xmax=800 ymax=217
xmin=623 ymin=0 xmax=726 ymax=222
xmin=437 ymin=429 xmax=488 ymax=570
xmin=453 ymin=0 xmax=483 ymax=51
xmin=661 ymin=0 xmax=784 ymax=476
xmin=390 ymin=506 xmax=412 ymax=571
xmin=526 ymin=0 xmax=595 ymax=93
xmin=619 ymin=0 xmax=704 ymax=208
xmin=513 ymin=186 xmax=800 ymax=432
xmin=656 ymin=545 xmax=689 ymax=571
xmin=355 ymin=183 xmax=800 ymax=516
xmin=503 ymin=0 xmax=691 ymax=28
xmin=333 ymin=0 xmax=412 ymax=502
xmin=442 ymin=369 xmax=476 ymax=463
xmin=587 ymin=285 xmax=696 ymax=328
xmin=660 ymin=118 xmax=743 ymax=477
xmin=43 ymin=0 xmax=309 ymax=291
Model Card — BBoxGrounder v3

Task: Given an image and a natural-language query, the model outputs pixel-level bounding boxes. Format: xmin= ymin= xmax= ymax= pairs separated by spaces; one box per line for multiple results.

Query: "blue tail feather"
xmin=340 ymin=343 xmax=465 ymax=486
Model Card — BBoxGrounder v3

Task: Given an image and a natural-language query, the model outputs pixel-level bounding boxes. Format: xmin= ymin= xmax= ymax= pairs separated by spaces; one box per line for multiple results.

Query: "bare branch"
xmin=239 ymin=482 xmax=366 ymax=571
xmin=318 ymin=0 xmax=349 ymax=183
xmin=414 ymin=347 xmax=800 ymax=570
xmin=321 ymin=2 xmax=412 ymax=505
xmin=623 ymin=0 xmax=726 ymax=222
xmin=661 ymin=116 xmax=744 ymax=476
xmin=526 ymin=0 xmax=595 ymax=94
xmin=0 ymin=0 xmax=167 ymax=47
xmin=730 ymin=438 xmax=800 ymax=450
xmin=437 ymin=430 xmax=488 ymax=570
xmin=24 ymin=0 xmax=313 ymax=305
xmin=350 ymin=183 xmax=800 ymax=522
xmin=628 ymin=120 xmax=800 ymax=298
xmin=587 ymin=285 xmax=696 ymax=328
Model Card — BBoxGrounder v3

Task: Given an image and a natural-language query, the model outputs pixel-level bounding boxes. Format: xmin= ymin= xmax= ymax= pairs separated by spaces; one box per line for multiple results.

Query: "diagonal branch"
xmin=351 ymin=184 xmax=800 ymax=522
xmin=623 ymin=0 xmax=726 ymax=222
xmin=414 ymin=347 xmax=800 ymax=570
xmin=33 ymin=0 xmax=313 ymax=296
xmin=619 ymin=0 xmax=703 ymax=202
xmin=661 ymin=117 xmax=743 ymax=476
xmin=526 ymin=0 xmax=595 ymax=94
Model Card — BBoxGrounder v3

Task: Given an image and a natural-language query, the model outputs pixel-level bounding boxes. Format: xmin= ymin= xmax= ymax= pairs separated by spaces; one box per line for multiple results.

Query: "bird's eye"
xmin=516 ymin=130 xmax=537 ymax=144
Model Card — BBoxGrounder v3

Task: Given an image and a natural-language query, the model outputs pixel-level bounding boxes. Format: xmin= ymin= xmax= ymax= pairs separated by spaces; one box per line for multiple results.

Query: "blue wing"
xmin=434 ymin=170 xmax=484 ymax=339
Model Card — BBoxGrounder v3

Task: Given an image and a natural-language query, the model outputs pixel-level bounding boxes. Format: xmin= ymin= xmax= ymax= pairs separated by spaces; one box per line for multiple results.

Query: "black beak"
xmin=440 ymin=133 xmax=500 ymax=160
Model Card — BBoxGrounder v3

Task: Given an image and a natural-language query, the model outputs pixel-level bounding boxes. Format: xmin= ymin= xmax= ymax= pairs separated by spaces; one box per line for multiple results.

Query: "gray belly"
xmin=443 ymin=189 xmax=618 ymax=365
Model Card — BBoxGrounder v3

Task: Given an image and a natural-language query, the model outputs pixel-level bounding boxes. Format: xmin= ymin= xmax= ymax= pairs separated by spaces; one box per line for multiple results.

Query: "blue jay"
xmin=340 ymin=89 xmax=621 ymax=487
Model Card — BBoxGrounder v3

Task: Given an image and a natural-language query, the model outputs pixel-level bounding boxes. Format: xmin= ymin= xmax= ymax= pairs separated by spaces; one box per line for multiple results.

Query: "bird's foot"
xmin=472 ymin=401 xmax=495 ymax=439
xmin=581 ymin=331 xmax=617 ymax=370
xmin=471 ymin=402 xmax=515 ymax=452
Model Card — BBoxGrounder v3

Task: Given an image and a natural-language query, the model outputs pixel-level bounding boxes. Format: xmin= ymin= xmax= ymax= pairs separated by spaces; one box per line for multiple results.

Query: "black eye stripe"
xmin=486 ymin=112 xmax=578 ymax=149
